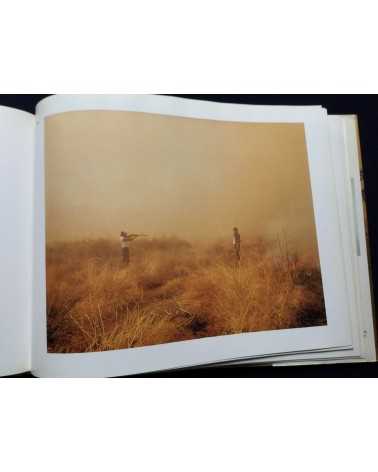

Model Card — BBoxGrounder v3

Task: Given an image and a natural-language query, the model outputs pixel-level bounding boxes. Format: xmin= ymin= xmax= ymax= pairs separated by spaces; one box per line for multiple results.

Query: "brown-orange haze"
xmin=45 ymin=111 xmax=318 ymax=252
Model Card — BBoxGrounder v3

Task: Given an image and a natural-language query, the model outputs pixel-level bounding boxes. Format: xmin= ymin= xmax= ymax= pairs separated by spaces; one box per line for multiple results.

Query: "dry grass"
xmin=46 ymin=237 xmax=326 ymax=353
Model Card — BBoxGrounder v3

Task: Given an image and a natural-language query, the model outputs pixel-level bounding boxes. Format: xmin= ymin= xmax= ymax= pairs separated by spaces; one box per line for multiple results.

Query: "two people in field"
xmin=120 ymin=228 xmax=241 ymax=265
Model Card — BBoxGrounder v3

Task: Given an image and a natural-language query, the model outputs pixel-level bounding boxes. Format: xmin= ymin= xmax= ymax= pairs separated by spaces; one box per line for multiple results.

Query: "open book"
xmin=0 ymin=95 xmax=376 ymax=377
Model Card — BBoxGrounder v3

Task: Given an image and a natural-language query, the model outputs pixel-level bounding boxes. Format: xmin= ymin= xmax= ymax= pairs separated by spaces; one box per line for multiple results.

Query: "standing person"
xmin=233 ymin=227 xmax=241 ymax=261
xmin=120 ymin=231 xmax=147 ymax=265
xmin=120 ymin=231 xmax=130 ymax=265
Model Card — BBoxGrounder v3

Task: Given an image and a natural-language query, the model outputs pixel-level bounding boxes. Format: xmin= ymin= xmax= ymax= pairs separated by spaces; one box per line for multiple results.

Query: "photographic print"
xmin=45 ymin=110 xmax=326 ymax=353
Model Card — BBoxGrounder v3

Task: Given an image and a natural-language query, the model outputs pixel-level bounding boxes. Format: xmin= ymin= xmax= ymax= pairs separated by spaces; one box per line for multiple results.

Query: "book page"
xmin=0 ymin=106 xmax=34 ymax=376
xmin=32 ymin=96 xmax=352 ymax=377
xmin=343 ymin=116 xmax=376 ymax=361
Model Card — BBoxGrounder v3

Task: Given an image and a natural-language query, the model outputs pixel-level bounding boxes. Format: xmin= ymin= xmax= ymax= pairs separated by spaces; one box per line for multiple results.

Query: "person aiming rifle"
xmin=120 ymin=231 xmax=148 ymax=265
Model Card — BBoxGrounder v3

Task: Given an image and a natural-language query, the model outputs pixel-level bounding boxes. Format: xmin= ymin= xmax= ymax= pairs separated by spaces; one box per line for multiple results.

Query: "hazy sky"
xmin=45 ymin=110 xmax=319 ymax=251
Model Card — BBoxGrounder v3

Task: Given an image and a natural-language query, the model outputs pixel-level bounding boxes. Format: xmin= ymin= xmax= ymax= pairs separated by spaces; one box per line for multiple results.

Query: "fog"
xmin=45 ymin=110 xmax=319 ymax=252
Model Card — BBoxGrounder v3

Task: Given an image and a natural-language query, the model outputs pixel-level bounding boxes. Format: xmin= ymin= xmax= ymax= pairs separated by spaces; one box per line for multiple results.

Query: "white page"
xmin=32 ymin=95 xmax=353 ymax=377
xmin=343 ymin=116 xmax=376 ymax=361
xmin=0 ymin=107 xmax=35 ymax=376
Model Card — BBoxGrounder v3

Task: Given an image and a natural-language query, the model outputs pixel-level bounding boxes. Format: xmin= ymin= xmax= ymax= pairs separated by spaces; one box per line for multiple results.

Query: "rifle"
xmin=127 ymin=234 xmax=149 ymax=241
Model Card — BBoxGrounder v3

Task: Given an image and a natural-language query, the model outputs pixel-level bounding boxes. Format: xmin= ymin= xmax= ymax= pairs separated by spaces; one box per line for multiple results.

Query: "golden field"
xmin=46 ymin=237 xmax=326 ymax=353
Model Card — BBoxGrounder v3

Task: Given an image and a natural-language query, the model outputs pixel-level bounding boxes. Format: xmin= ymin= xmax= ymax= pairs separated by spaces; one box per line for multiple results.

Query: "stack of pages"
xmin=0 ymin=95 xmax=375 ymax=377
